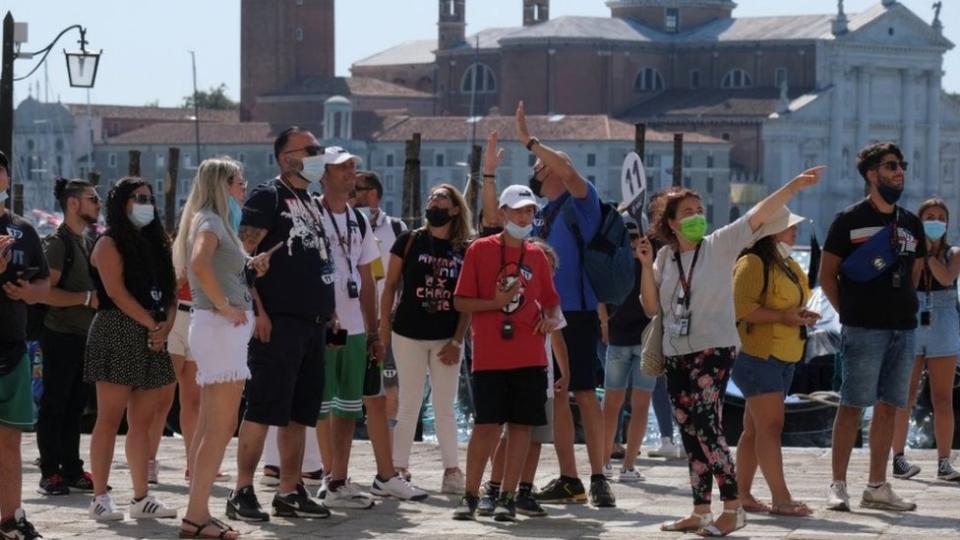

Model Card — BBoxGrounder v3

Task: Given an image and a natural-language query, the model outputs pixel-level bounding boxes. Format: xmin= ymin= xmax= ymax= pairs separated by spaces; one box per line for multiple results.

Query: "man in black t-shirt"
xmin=0 ymin=150 xmax=49 ymax=539
xmin=820 ymin=142 xmax=923 ymax=513
xmin=227 ymin=127 xmax=334 ymax=521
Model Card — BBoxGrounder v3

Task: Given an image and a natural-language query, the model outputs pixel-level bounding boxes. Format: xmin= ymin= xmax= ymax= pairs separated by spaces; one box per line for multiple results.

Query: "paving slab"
xmin=15 ymin=435 xmax=960 ymax=539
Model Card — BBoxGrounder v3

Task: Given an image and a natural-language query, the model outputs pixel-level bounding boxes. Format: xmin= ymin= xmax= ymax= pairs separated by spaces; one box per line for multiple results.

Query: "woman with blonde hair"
xmin=172 ymin=157 xmax=271 ymax=539
xmin=891 ymin=197 xmax=960 ymax=482
xmin=380 ymin=183 xmax=473 ymax=492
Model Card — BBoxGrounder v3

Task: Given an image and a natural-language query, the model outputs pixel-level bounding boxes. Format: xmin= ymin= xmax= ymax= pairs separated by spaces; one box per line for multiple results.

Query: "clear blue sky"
xmin=2 ymin=0 xmax=957 ymax=107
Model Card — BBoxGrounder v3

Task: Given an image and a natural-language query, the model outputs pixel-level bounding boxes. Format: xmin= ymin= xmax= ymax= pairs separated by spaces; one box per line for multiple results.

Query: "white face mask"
xmin=298 ymin=155 xmax=326 ymax=183
xmin=129 ymin=203 xmax=155 ymax=228
xmin=0 ymin=190 xmax=7 ymax=204
xmin=777 ymin=242 xmax=792 ymax=259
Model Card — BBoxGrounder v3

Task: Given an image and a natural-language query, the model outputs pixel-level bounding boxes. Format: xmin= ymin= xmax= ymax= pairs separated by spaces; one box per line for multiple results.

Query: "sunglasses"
xmin=428 ymin=191 xmax=451 ymax=202
xmin=282 ymin=145 xmax=322 ymax=156
xmin=129 ymin=193 xmax=156 ymax=205
xmin=231 ymin=179 xmax=248 ymax=189
xmin=876 ymin=160 xmax=908 ymax=172
xmin=355 ymin=186 xmax=375 ymax=193
xmin=83 ymin=195 xmax=102 ymax=204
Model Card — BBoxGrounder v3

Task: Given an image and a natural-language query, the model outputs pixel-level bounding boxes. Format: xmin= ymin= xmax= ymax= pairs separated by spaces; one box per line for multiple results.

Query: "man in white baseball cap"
xmin=322 ymin=146 xmax=363 ymax=168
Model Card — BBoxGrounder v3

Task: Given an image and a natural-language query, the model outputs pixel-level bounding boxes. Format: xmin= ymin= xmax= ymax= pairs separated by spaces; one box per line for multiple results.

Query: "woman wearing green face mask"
xmin=637 ymin=166 xmax=824 ymax=537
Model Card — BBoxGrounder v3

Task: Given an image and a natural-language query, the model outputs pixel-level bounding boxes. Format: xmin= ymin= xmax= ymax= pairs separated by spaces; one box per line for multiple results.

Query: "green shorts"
xmin=319 ymin=334 xmax=367 ymax=419
xmin=0 ymin=352 xmax=36 ymax=432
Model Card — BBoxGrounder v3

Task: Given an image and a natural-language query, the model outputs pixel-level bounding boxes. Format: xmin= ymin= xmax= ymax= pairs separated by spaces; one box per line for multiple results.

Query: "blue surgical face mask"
xmin=299 ymin=155 xmax=326 ymax=184
xmin=129 ymin=203 xmax=155 ymax=228
xmin=923 ymin=220 xmax=947 ymax=241
xmin=228 ymin=197 xmax=243 ymax=231
xmin=505 ymin=220 xmax=533 ymax=240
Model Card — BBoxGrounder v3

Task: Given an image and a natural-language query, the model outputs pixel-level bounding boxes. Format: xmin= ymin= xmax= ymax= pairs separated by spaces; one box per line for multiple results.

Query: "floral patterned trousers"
xmin=665 ymin=347 xmax=739 ymax=505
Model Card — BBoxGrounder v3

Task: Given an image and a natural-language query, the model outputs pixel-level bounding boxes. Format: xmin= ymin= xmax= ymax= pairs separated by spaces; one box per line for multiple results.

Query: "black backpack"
xmin=26 ymin=226 xmax=91 ymax=341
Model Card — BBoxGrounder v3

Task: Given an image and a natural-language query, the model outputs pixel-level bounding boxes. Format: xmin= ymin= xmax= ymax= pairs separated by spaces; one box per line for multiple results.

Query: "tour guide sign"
xmin=620 ymin=151 xmax=647 ymax=232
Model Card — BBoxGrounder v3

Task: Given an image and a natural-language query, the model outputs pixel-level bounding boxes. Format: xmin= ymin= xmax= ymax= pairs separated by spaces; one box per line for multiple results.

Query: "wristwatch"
xmin=525 ymin=137 xmax=540 ymax=152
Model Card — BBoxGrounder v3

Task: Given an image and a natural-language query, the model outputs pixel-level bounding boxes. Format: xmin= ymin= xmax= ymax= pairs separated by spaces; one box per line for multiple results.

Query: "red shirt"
xmin=454 ymin=235 xmax=560 ymax=372
xmin=177 ymin=280 xmax=193 ymax=302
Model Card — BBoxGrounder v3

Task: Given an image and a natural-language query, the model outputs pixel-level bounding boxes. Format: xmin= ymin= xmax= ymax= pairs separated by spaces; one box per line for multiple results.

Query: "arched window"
xmin=722 ymin=69 xmax=753 ymax=89
xmin=634 ymin=67 xmax=665 ymax=92
xmin=461 ymin=63 xmax=496 ymax=94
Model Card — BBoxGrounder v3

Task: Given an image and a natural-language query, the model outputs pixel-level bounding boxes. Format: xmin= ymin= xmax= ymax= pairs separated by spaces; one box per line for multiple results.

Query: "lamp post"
xmin=0 ymin=11 xmax=101 ymax=209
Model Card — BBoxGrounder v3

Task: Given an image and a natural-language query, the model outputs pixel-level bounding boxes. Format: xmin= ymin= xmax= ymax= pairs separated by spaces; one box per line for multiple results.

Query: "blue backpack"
xmin=562 ymin=199 xmax=636 ymax=306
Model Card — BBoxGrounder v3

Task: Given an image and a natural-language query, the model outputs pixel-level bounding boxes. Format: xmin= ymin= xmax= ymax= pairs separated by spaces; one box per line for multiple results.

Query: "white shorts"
xmin=188 ymin=308 xmax=255 ymax=386
xmin=167 ymin=306 xmax=192 ymax=358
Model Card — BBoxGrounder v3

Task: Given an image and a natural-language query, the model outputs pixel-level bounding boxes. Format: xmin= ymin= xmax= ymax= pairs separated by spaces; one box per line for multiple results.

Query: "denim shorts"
xmin=915 ymin=290 xmax=960 ymax=358
xmin=604 ymin=344 xmax=657 ymax=391
xmin=731 ymin=352 xmax=796 ymax=398
xmin=839 ymin=326 xmax=915 ymax=408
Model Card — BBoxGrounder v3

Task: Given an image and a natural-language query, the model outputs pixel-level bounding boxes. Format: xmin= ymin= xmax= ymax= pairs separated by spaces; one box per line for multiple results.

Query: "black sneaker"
xmin=493 ymin=492 xmax=517 ymax=522
xmin=516 ymin=488 xmax=547 ymax=517
xmin=272 ymin=484 xmax=331 ymax=518
xmin=64 ymin=472 xmax=97 ymax=493
xmin=892 ymin=454 xmax=921 ymax=480
xmin=452 ymin=495 xmax=479 ymax=521
xmin=0 ymin=509 xmax=42 ymax=539
xmin=590 ymin=477 xmax=616 ymax=508
xmin=477 ymin=482 xmax=500 ymax=517
xmin=535 ymin=477 xmax=587 ymax=504
xmin=226 ymin=485 xmax=270 ymax=522
xmin=37 ymin=474 xmax=69 ymax=496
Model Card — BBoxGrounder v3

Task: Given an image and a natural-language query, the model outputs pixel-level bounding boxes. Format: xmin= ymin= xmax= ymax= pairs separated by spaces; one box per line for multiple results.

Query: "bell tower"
xmin=438 ymin=0 xmax=466 ymax=50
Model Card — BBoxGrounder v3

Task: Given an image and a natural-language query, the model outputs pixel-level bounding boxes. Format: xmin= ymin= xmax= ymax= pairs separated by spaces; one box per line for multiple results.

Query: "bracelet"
xmin=83 ymin=291 xmax=92 ymax=307
xmin=525 ymin=137 xmax=541 ymax=151
xmin=366 ymin=334 xmax=381 ymax=344
xmin=482 ymin=174 xmax=496 ymax=179
xmin=215 ymin=300 xmax=229 ymax=311
xmin=449 ymin=339 xmax=462 ymax=348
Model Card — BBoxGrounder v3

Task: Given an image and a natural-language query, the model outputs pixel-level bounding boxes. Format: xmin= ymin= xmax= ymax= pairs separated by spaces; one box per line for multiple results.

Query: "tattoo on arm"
xmin=238 ymin=226 xmax=268 ymax=253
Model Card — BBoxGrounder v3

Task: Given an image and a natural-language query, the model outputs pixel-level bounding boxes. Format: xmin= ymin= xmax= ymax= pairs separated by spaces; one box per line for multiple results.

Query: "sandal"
xmin=741 ymin=497 xmax=771 ymax=513
xmin=179 ymin=517 xmax=239 ymax=539
xmin=697 ymin=507 xmax=746 ymax=537
xmin=770 ymin=500 xmax=813 ymax=517
xmin=661 ymin=511 xmax=712 ymax=532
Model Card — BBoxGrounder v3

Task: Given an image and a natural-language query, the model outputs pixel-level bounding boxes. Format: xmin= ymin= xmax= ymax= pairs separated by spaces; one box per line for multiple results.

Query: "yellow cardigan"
xmin=733 ymin=254 xmax=811 ymax=363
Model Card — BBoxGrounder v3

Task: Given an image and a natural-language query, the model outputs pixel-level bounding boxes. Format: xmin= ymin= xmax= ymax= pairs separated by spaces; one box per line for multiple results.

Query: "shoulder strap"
xmin=54 ymin=225 xmax=77 ymax=287
xmin=390 ymin=217 xmax=404 ymax=238
xmin=400 ymin=228 xmax=421 ymax=272
xmin=352 ymin=206 xmax=367 ymax=239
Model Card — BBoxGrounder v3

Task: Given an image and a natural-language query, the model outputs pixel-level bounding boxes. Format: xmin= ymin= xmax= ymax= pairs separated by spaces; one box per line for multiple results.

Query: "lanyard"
xmin=321 ymin=197 xmax=355 ymax=275
xmin=499 ymin=234 xmax=528 ymax=277
xmin=674 ymin=242 xmax=702 ymax=309
xmin=279 ymin=178 xmax=326 ymax=237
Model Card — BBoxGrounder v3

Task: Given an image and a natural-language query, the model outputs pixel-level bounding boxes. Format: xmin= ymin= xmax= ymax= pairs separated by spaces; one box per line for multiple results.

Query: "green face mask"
xmin=678 ymin=214 xmax=708 ymax=243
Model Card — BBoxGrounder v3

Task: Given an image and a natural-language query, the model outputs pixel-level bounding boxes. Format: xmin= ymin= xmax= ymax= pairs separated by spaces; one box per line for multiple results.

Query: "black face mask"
xmin=528 ymin=175 xmax=543 ymax=198
xmin=425 ymin=207 xmax=453 ymax=227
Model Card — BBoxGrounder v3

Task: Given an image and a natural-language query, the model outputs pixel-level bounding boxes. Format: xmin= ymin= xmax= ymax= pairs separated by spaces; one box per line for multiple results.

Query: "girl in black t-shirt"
xmin=891 ymin=198 xmax=960 ymax=481
xmin=379 ymin=184 xmax=473 ymax=492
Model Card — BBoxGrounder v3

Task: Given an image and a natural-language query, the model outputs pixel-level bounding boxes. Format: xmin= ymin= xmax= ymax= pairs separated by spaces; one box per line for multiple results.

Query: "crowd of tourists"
xmin=0 ymin=101 xmax=957 ymax=539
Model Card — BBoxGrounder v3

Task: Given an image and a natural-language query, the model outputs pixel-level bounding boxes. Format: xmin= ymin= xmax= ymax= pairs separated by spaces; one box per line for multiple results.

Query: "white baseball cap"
xmin=499 ymin=184 xmax=539 ymax=209
xmin=323 ymin=146 xmax=362 ymax=166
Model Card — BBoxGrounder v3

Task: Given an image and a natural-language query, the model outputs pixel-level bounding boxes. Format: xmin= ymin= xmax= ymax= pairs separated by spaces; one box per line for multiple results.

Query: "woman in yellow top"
xmin=732 ymin=210 xmax=818 ymax=517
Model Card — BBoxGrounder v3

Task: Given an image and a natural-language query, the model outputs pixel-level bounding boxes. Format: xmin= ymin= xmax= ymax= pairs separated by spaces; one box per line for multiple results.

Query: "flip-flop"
xmin=770 ymin=500 xmax=813 ymax=517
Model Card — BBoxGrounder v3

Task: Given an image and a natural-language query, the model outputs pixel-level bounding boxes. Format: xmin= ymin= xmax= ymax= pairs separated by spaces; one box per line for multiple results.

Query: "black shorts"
xmin=244 ymin=315 xmax=327 ymax=427
xmin=561 ymin=310 xmax=600 ymax=392
xmin=471 ymin=366 xmax=547 ymax=426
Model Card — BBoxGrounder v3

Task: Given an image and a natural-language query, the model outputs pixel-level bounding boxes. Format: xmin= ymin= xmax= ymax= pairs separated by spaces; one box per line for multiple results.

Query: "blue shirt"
xmin=541 ymin=183 xmax=601 ymax=311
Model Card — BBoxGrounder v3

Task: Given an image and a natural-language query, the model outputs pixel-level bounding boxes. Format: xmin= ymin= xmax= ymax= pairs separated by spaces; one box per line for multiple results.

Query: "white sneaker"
xmin=129 ymin=494 xmax=178 ymax=519
xmin=826 ymin=481 xmax=850 ymax=511
xmin=649 ymin=439 xmax=685 ymax=459
xmin=618 ymin=468 xmax=645 ymax=483
xmin=860 ymin=482 xmax=916 ymax=511
xmin=441 ymin=469 xmax=465 ymax=494
xmin=602 ymin=463 xmax=615 ymax=479
xmin=371 ymin=474 xmax=429 ymax=501
xmin=324 ymin=479 xmax=375 ymax=510
xmin=147 ymin=459 xmax=159 ymax=485
xmin=88 ymin=494 xmax=124 ymax=521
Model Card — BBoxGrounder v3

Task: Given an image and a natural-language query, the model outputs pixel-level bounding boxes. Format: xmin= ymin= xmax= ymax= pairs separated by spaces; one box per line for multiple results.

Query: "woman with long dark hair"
xmin=637 ymin=167 xmax=823 ymax=537
xmin=891 ymin=198 xmax=960 ymax=481
xmin=732 ymin=212 xmax=816 ymax=516
xmin=380 ymin=183 xmax=472 ymax=492
xmin=84 ymin=177 xmax=177 ymax=521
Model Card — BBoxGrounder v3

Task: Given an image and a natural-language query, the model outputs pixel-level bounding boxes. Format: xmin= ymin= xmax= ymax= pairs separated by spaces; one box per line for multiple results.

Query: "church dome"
xmin=607 ymin=0 xmax=736 ymax=32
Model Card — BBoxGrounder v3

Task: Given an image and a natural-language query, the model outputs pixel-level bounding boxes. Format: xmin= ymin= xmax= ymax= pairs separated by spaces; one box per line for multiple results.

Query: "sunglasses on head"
xmin=283 ymin=145 xmax=322 ymax=156
xmin=876 ymin=160 xmax=908 ymax=172
xmin=129 ymin=193 xmax=155 ymax=205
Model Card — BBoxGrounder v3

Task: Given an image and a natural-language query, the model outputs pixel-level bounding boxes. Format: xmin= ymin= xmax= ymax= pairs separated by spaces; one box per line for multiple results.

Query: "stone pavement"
xmin=17 ymin=435 xmax=960 ymax=539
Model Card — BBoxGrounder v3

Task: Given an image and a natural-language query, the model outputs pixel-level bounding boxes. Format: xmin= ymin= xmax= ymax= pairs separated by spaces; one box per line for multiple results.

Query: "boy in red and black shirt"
xmin=452 ymin=185 xmax=561 ymax=522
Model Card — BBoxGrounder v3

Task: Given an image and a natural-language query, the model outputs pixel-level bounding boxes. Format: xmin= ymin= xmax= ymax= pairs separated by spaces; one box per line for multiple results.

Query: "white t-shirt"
xmin=369 ymin=210 xmax=406 ymax=308
xmin=652 ymin=213 xmax=758 ymax=357
xmin=544 ymin=311 xmax=568 ymax=399
xmin=321 ymin=204 xmax=380 ymax=335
